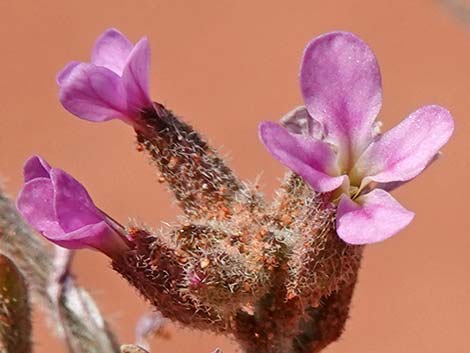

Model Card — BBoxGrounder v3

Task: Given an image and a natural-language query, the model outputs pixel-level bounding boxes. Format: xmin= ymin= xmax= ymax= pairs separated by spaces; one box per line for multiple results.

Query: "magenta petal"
xmin=122 ymin=37 xmax=152 ymax=113
xmin=336 ymin=189 xmax=415 ymax=244
xmin=259 ymin=121 xmax=345 ymax=192
xmin=59 ymin=63 xmax=128 ymax=122
xmin=23 ymin=155 xmax=51 ymax=182
xmin=56 ymin=61 xmax=80 ymax=85
xmin=353 ymin=105 xmax=454 ymax=186
xmin=50 ymin=169 xmax=103 ymax=232
xmin=16 ymin=178 xmax=64 ymax=238
xmin=300 ymin=31 xmax=382 ymax=165
xmin=91 ymin=28 xmax=133 ymax=75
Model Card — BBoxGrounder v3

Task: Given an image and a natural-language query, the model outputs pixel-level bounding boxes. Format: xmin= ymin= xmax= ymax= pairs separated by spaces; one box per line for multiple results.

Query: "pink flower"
xmin=57 ymin=28 xmax=151 ymax=125
xmin=16 ymin=156 xmax=130 ymax=257
xmin=259 ymin=32 xmax=454 ymax=245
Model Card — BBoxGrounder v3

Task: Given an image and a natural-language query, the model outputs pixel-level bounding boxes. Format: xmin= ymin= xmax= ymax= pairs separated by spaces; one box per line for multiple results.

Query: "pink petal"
xmin=50 ymin=221 xmax=129 ymax=257
xmin=91 ymin=28 xmax=133 ymax=75
xmin=336 ymin=189 xmax=415 ymax=244
xmin=16 ymin=178 xmax=64 ymax=238
xmin=58 ymin=63 xmax=128 ymax=122
xmin=122 ymin=37 xmax=152 ymax=114
xmin=23 ymin=155 xmax=51 ymax=182
xmin=50 ymin=169 xmax=103 ymax=233
xmin=375 ymin=153 xmax=441 ymax=192
xmin=56 ymin=61 xmax=80 ymax=85
xmin=259 ymin=121 xmax=345 ymax=192
xmin=353 ymin=105 xmax=454 ymax=186
xmin=300 ymin=31 xmax=382 ymax=167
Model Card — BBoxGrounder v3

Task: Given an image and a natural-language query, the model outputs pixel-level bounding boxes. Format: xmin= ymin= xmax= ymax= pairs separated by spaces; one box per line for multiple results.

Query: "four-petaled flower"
xmin=16 ymin=156 xmax=130 ymax=257
xmin=57 ymin=28 xmax=151 ymax=125
xmin=259 ymin=31 xmax=454 ymax=244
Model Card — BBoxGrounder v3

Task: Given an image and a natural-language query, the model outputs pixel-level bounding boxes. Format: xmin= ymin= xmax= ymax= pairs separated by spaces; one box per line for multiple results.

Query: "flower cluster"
xmin=17 ymin=28 xmax=454 ymax=255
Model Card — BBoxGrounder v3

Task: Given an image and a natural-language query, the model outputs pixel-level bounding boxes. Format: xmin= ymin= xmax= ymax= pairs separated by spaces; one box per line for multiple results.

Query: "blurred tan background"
xmin=0 ymin=0 xmax=469 ymax=352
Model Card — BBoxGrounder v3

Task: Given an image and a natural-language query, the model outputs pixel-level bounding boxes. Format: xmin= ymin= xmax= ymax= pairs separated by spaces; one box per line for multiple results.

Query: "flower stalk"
xmin=110 ymin=103 xmax=362 ymax=353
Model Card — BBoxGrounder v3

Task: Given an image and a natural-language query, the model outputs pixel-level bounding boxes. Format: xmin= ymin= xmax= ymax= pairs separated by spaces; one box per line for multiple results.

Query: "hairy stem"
xmin=0 ymin=254 xmax=32 ymax=353
xmin=293 ymin=278 xmax=357 ymax=353
xmin=274 ymin=174 xmax=363 ymax=304
xmin=137 ymin=103 xmax=249 ymax=219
